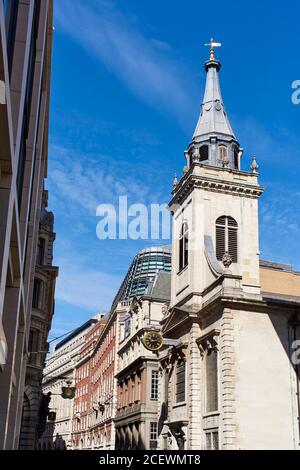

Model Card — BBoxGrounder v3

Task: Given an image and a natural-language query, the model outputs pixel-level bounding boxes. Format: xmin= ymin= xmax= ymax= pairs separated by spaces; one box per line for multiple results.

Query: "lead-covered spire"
xmin=186 ymin=40 xmax=242 ymax=171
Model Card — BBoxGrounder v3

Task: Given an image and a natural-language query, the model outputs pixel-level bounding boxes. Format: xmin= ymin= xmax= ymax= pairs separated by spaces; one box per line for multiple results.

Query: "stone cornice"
xmin=170 ymin=165 xmax=264 ymax=207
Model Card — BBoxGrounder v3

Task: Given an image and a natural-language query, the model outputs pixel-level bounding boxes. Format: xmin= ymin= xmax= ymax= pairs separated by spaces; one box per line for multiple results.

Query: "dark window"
xmin=179 ymin=223 xmax=189 ymax=271
xmin=24 ymin=0 xmax=41 ymax=129
xmin=175 ymin=360 xmax=186 ymax=403
xmin=32 ymin=279 xmax=41 ymax=308
xmin=149 ymin=422 xmax=158 ymax=449
xmin=17 ymin=0 xmax=41 ymax=207
xmin=151 ymin=370 xmax=159 ymax=400
xmin=216 ymin=216 xmax=238 ymax=263
xmin=5 ymin=0 xmax=19 ymax=76
xmin=205 ymin=430 xmax=219 ymax=450
xmin=16 ymin=122 xmax=27 ymax=208
xmin=200 ymin=145 xmax=209 ymax=162
xmin=28 ymin=329 xmax=39 ymax=365
xmin=234 ymin=147 xmax=239 ymax=169
xmin=37 ymin=237 xmax=45 ymax=265
xmin=28 ymin=329 xmax=39 ymax=353
xmin=124 ymin=316 xmax=131 ymax=338
xmin=206 ymin=349 xmax=218 ymax=413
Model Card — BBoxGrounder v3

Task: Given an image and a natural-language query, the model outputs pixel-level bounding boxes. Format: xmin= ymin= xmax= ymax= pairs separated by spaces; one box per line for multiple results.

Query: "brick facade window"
xmin=149 ymin=422 xmax=158 ymax=450
xmin=150 ymin=370 xmax=159 ymax=400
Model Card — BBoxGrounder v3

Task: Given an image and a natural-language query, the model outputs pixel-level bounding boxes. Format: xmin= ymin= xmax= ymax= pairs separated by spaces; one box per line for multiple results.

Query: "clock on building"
xmin=142 ymin=330 xmax=164 ymax=352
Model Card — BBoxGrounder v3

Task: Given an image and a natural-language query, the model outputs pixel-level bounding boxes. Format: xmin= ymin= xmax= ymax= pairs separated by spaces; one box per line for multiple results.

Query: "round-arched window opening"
xmin=219 ymin=145 xmax=228 ymax=165
xmin=199 ymin=145 xmax=209 ymax=162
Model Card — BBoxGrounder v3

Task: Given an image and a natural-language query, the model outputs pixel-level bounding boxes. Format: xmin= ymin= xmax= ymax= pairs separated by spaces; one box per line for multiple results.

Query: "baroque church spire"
xmin=186 ymin=39 xmax=242 ymax=170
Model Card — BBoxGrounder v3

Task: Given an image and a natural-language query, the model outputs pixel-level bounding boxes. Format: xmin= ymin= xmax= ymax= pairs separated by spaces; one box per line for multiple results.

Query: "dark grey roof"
xmin=144 ymin=271 xmax=171 ymax=301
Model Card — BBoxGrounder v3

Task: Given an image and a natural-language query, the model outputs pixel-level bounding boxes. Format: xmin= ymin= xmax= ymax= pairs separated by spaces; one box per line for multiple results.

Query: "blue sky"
xmin=47 ymin=0 xmax=300 ymax=339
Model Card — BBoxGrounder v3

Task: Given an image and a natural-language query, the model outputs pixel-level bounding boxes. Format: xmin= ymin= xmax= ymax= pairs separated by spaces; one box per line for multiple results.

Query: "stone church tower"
xmin=158 ymin=42 xmax=300 ymax=450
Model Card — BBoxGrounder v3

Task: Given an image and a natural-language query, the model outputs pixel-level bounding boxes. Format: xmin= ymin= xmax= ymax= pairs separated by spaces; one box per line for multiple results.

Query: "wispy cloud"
xmin=48 ymin=143 xmax=168 ymax=218
xmin=55 ymin=255 xmax=121 ymax=311
xmin=259 ymin=186 xmax=300 ymax=269
xmin=47 ymin=141 xmax=172 ymax=317
xmin=234 ymin=116 xmax=300 ymax=169
xmin=54 ymin=0 xmax=195 ymax=127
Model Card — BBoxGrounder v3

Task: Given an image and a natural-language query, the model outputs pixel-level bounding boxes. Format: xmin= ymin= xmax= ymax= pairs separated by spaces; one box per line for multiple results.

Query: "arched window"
xmin=179 ymin=223 xmax=189 ymax=271
xmin=216 ymin=216 xmax=238 ymax=263
xmin=199 ymin=145 xmax=209 ymax=162
xmin=218 ymin=145 xmax=228 ymax=166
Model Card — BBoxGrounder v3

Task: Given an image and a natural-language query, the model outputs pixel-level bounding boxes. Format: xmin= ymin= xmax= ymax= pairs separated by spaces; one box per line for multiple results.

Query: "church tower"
xmin=169 ymin=40 xmax=264 ymax=311
xmin=158 ymin=42 xmax=300 ymax=452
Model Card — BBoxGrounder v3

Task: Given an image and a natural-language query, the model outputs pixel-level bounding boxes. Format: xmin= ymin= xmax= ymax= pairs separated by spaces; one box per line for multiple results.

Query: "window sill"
xmin=173 ymin=401 xmax=186 ymax=408
xmin=203 ymin=411 xmax=220 ymax=419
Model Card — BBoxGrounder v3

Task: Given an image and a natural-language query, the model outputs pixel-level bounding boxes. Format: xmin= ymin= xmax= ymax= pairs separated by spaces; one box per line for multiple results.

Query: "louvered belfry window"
xmin=216 ymin=216 xmax=238 ymax=263
xmin=179 ymin=223 xmax=189 ymax=271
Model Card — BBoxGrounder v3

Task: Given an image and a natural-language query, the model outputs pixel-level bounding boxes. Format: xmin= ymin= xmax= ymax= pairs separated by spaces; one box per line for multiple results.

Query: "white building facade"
xmin=38 ymin=319 xmax=97 ymax=450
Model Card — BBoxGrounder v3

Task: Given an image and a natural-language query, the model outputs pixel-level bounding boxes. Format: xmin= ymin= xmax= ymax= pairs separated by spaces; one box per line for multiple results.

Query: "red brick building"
xmin=72 ymin=315 xmax=106 ymax=449
xmin=87 ymin=309 xmax=119 ymax=450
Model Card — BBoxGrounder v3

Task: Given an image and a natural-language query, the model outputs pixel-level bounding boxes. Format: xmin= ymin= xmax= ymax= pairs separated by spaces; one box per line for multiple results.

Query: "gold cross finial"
xmin=205 ymin=37 xmax=222 ymax=60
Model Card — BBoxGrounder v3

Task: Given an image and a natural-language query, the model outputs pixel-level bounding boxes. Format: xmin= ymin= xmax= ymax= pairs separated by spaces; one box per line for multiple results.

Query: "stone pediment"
xmin=161 ymin=308 xmax=190 ymax=335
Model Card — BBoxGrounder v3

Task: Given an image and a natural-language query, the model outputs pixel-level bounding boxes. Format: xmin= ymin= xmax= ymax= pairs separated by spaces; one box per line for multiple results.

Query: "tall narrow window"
xmin=179 ymin=223 xmax=189 ymax=271
xmin=28 ymin=329 xmax=39 ymax=366
xmin=175 ymin=359 xmax=186 ymax=403
xmin=205 ymin=430 xmax=219 ymax=450
xmin=216 ymin=216 xmax=238 ymax=263
xmin=206 ymin=349 xmax=218 ymax=413
xmin=234 ymin=147 xmax=239 ymax=169
xmin=32 ymin=279 xmax=42 ymax=309
xmin=151 ymin=370 xmax=159 ymax=400
xmin=124 ymin=316 xmax=131 ymax=338
xmin=5 ymin=0 xmax=19 ymax=76
xmin=200 ymin=145 xmax=209 ymax=162
xmin=149 ymin=422 xmax=158 ymax=449
xmin=37 ymin=237 xmax=45 ymax=265
xmin=218 ymin=145 xmax=228 ymax=166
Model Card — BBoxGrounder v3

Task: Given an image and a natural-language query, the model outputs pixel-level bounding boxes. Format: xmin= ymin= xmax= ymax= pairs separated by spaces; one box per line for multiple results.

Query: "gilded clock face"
xmin=142 ymin=331 xmax=163 ymax=352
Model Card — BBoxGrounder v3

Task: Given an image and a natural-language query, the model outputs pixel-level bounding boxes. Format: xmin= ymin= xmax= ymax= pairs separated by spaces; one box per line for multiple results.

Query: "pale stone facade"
xmin=115 ymin=271 xmax=170 ymax=450
xmin=0 ymin=0 xmax=55 ymax=449
xmin=38 ymin=318 xmax=98 ymax=450
xmin=157 ymin=47 xmax=300 ymax=450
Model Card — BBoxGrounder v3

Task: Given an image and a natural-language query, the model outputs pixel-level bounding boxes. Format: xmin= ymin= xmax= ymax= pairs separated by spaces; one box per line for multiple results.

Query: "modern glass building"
xmin=111 ymin=246 xmax=172 ymax=311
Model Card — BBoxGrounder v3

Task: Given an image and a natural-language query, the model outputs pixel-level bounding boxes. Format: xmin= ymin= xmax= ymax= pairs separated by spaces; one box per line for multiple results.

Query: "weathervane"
xmin=205 ymin=38 xmax=222 ymax=60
